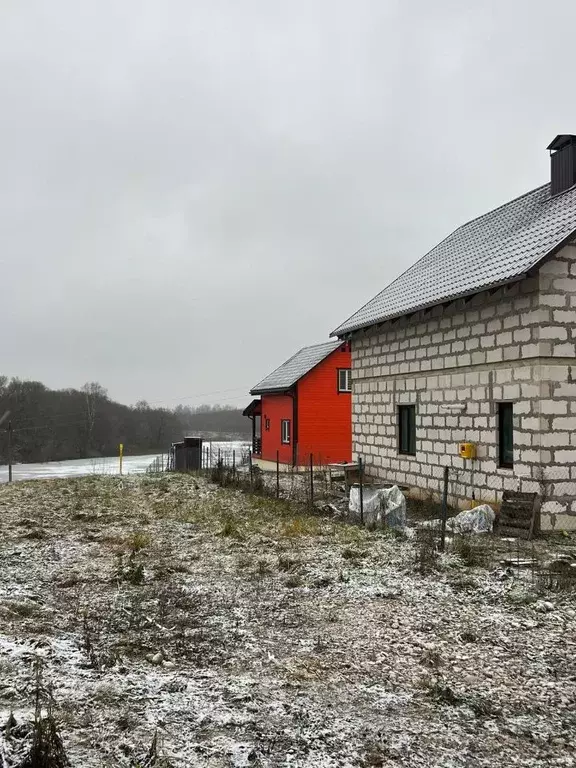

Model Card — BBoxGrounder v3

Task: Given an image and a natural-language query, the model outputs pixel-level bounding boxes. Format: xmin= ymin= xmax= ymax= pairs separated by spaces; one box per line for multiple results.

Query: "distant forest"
xmin=0 ymin=376 xmax=250 ymax=465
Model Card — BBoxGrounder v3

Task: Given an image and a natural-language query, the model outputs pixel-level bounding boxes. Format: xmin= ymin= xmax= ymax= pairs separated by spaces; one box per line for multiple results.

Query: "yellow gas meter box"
xmin=459 ymin=442 xmax=477 ymax=459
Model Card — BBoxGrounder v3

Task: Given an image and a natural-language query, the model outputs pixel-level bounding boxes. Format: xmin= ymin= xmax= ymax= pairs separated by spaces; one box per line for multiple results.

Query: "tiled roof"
xmin=332 ymin=182 xmax=576 ymax=336
xmin=251 ymin=340 xmax=342 ymax=394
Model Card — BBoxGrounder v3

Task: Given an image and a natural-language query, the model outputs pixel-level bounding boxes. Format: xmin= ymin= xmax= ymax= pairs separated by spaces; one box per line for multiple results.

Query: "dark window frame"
xmin=337 ymin=368 xmax=352 ymax=393
xmin=398 ymin=404 xmax=416 ymax=456
xmin=498 ymin=402 xmax=514 ymax=468
xmin=281 ymin=419 xmax=291 ymax=445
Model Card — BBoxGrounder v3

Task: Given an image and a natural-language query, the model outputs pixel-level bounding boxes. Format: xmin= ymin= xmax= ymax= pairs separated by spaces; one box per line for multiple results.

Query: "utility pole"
xmin=0 ymin=411 xmax=12 ymax=483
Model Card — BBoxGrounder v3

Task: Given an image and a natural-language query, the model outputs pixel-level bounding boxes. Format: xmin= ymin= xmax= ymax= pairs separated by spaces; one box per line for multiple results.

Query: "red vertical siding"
xmin=260 ymin=393 xmax=294 ymax=464
xmin=296 ymin=345 xmax=352 ymax=465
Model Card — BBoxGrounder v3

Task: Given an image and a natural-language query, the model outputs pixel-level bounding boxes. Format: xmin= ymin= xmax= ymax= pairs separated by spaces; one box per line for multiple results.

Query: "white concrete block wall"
xmin=351 ymin=244 xmax=576 ymax=530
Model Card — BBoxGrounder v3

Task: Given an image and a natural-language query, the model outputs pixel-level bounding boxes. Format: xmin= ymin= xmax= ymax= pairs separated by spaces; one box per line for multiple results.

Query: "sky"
xmin=1 ymin=0 xmax=575 ymax=409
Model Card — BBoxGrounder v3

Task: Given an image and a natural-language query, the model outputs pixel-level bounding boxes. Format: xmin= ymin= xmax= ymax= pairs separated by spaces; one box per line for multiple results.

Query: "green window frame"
xmin=498 ymin=403 xmax=514 ymax=468
xmin=398 ymin=405 xmax=416 ymax=456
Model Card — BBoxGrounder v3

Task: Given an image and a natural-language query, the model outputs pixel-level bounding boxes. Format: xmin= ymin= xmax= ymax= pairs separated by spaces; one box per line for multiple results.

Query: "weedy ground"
xmin=0 ymin=473 xmax=575 ymax=767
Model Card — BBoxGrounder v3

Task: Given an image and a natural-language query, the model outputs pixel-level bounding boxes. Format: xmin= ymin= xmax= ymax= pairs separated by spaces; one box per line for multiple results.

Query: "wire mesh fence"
xmin=147 ymin=440 xmax=576 ymax=592
xmin=204 ymin=448 xmax=348 ymax=510
xmin=146 ymin=455 xmax=167 ymax=474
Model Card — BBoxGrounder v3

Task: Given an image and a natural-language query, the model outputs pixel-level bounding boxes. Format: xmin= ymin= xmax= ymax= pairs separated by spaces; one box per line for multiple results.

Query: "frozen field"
xmin=0 ymin=441 xmax=248 ymax=484
xmin=0 ymin=454 xmax=155 ymax=483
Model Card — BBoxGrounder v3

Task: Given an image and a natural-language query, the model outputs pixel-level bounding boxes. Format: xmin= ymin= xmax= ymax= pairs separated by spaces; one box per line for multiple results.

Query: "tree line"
xmin=0 ymin=376 xmax=249 ymax=465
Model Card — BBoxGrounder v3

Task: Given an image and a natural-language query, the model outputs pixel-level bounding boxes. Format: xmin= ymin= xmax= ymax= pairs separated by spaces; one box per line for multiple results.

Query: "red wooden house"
xmin=243 ymin=340 xmax=352 ymax=468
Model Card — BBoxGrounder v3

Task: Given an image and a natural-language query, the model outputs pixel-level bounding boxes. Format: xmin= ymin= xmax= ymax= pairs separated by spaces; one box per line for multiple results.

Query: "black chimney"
xmin=547 ymin=135 xmax=576 ymax=196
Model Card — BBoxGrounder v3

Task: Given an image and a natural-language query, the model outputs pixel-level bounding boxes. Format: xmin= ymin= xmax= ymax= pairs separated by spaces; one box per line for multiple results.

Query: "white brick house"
xmin=332 ymin=135 xmax=576 ymax=531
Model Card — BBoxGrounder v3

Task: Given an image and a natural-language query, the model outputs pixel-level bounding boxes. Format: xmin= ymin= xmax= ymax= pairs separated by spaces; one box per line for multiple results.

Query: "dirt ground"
xmin=0 ymin=473 xmax=575 ymax=767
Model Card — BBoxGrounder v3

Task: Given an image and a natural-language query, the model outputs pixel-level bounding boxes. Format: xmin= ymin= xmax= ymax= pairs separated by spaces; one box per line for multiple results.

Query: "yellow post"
xmin=119 ymin=443 xmax=124 ymax=476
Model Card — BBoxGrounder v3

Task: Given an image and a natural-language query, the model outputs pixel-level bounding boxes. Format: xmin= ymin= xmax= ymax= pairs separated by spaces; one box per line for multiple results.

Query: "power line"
xmin=142 ymin=386 xmax=250 ymax=406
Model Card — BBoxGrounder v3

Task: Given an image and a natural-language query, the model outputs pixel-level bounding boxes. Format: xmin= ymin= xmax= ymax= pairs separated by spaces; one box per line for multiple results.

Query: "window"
xmin=265 ymin=418 xmax=270 ymax=431
xmin=398 ymin=405 xmax=416 ymax=455
xmin=281 ymin=419 xmax=291 ymax=444
xmin=338 ymin=368 xmax=352 ymax=392
xmin=498 ymin=403 xmax=514 ymax=468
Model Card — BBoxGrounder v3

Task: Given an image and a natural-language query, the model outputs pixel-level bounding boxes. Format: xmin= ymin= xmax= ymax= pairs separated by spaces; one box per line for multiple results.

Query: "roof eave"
xmin=250 ymin=385 xmax=294 ymax=396
xmin=331 ymin=275 xmax=527 ymax=338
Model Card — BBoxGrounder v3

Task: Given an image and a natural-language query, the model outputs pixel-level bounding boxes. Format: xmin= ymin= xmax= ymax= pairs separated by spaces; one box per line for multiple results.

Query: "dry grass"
xmin=0 ymin=473 xmax=574 ymax=767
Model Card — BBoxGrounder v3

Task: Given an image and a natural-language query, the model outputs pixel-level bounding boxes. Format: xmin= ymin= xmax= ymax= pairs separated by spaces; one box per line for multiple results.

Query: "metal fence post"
xmin=276 ymin=450 xmax=280 ymax=498
xmin=440 ymin=465 xmax=449 ymax=551
xmin=232 ymin=449 xmax=236 ymax=483
xmin=359 ymin=456 xmax=364 ymax=525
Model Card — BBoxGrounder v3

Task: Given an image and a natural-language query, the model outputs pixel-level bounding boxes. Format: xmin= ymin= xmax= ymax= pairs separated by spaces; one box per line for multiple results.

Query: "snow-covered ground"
xmin=0 ymin=454 xmax=155 ymax=483
xmin=0 ymin=441 xmax=249 ymax=484
xmin=0 ymin=473 xmax=575 ymax=767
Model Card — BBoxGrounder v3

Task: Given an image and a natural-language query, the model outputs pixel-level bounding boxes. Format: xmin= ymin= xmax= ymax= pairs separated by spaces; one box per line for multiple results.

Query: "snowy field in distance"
xmin=0 ymin=440 xmax=249 ymax=484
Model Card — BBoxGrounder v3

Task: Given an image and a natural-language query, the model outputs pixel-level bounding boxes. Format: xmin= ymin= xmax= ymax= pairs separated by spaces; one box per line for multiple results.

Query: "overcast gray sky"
xmin=1 ymin=0 xmax=575 ymax=408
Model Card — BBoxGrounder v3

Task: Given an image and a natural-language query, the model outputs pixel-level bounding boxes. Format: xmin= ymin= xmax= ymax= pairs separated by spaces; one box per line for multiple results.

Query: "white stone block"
xmin=554 ymin=342 xmax=576 ymax=357
xmin=521 ymin=383 xmax=539 ymax=399
xmin=541 ymin=326 xmax=568 ymax=341
xmin=541 ymin=293 xmax=567 ymax=308
xmin=553 ymin=309 xmax=576 ymax=323
xmin=540 ymin=399 xmax=568 ymax=415
xmin=554 ymin=449 xmax=576 ymax=463
xmin=540 ymin=431 xmax=570 ymax=447
xmin=513 ymin=328 xmax=531 ymax=343
xmin=552 ymin=416 xmax=576 ymax=430
xmin=521 ymin=344 xmax=539 ymax=358
xmin=553 ymin=277 xmax=576 ymax=292
xmin=540 ymin=259 xmax=569 ymax=276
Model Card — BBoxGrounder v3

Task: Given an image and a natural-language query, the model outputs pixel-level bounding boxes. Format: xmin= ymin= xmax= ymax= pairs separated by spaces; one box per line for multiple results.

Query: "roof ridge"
xmin=332 ymin=185 xmax=549 ymax=337
xmin=250 ymin=339 xmax=343 ymax=394
xmin=301 ymin=339 xmax=339 ymax=349
xmin=332 ymin=180 xmax=576 ymax=336
xmin=452 ymin=181 xmax=549 ymax=232
xmin=252 ymin=345 xmax=307 ymax=389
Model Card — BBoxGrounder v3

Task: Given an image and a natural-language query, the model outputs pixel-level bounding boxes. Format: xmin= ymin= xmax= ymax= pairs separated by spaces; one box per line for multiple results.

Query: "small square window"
xmin=398 ymin=405 xmax=416 ymax=455
xmin=338 ymin=368 xmax=352 ymax=392
xmin=281 ymin=419 xmax=291 ymax=444
xmin=498 ymin=403 xmax=514 ymax=468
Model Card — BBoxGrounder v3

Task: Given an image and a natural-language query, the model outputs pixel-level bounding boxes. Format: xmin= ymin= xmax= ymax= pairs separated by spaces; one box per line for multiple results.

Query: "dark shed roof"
xmin=547 ymin=135 xmax=576 ymax=152
xmin=242 ymin=399 xmax=261 ymax=417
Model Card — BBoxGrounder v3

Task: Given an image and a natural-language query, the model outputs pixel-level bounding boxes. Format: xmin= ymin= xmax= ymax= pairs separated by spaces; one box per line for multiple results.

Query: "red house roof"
xmin=250 ymin=340 xmax=342 ymax=395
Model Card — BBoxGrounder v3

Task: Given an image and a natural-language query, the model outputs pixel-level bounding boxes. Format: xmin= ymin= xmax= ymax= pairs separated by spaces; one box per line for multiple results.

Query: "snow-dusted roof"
xmin=333 ymin=182 xmax=576 ymax=336
xmin=251 ymin=340 xmax=342 ymax=394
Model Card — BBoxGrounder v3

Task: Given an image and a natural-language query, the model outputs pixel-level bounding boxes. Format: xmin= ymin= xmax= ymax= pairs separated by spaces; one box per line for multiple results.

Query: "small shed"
xmin=171 ymin=436 xmax=203 ymax=472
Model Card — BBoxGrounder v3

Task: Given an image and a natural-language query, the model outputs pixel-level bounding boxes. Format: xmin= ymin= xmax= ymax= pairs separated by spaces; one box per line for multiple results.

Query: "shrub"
xmin=219 ymin=516 xmax=242 ymax=539
xmin=415 ymin=529 xmax=437 ymax=573
xmin=450 ymin=534 xmax=489 ymax=567
xmin=341 ymin=547 xmax=366 ymax=562
xmin=129 ymin=530 xmax=152 ymax=552
xmin=277 ymin=555 xmax=299 ymax=572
